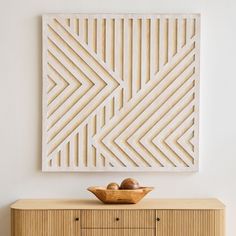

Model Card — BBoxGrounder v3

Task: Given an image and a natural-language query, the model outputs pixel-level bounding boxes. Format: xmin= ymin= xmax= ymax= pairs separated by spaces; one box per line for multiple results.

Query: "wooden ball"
xmin=120 ymin=178 xmax=140 ymax=190
xmin=107 ymin=182 xmax=120 ymax=190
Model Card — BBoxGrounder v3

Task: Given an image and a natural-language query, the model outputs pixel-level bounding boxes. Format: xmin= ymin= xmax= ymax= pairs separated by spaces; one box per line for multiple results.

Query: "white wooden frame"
xmin=42 ymin=14 xmax=200 ymax=172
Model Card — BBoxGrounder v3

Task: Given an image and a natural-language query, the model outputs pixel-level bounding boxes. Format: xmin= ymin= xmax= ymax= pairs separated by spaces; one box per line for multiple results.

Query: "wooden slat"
xmin=141 ymin=18 xmax=148 ymax=87
xmin=123 ymin=17 xmax=132 ymax=103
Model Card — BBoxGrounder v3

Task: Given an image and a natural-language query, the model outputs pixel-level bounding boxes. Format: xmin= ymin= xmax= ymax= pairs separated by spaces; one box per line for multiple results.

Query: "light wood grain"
xmin=87 ymin=186 xmax=153 ymax=204
xmin=156 ymin=209 xmax=225 ymax=236
xmin=81 ymin=210 xmax=155 ymax=228
xmin=47 ymin=210 xmax=80 ymax=236
xmin=11 ymin=210 xmax=47 ymax=236
xmin=11 ymin=199 xmax=225 ymax=236
xmin=11 ymin=210 xmax=81 ymax=236
xmin=11 ymin=199 xmax=225 ymax=210
xmin=81 ymin=229 xmax=155 ymax=236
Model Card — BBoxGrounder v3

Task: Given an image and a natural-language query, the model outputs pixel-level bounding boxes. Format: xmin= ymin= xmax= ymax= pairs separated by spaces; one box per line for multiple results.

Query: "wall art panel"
xmin=42 ymin=14 xmax=200 ymax=172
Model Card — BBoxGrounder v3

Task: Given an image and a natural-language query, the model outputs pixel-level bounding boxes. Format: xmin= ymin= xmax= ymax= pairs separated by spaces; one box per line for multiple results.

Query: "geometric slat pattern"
xmin=42 ymin=14 xmax=200 ymax=171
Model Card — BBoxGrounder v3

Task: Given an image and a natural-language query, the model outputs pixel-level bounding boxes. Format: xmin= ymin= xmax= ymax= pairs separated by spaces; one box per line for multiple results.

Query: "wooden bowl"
xmin=87 ymin=186 xmax=154 ymax=204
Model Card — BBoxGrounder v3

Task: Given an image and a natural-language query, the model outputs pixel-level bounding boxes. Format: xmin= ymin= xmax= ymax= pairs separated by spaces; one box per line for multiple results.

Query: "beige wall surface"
xmin=0 ymin=0 xmax=235 ymax=235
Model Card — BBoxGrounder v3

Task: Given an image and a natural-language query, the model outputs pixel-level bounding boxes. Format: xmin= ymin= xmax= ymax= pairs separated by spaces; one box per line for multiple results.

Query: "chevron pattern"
xmin=42 ymin=14 xmax=200 ymax=171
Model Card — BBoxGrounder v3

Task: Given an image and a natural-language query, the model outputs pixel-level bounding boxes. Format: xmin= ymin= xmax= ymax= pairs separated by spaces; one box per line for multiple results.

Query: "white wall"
xmin=0 ymin=0 xmax=236 ymax=235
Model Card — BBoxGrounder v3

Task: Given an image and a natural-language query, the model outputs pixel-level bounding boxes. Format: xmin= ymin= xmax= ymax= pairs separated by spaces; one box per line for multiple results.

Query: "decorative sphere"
xmin=107 ymin=182 xmax=120 ymax=190
xmin=120 ymin=178 xmax=140 ymax=190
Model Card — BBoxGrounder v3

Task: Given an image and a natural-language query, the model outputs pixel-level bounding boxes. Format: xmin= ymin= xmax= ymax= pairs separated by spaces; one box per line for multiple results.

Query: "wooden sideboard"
xmin=11 ymin=199 xmax=225 ymax=236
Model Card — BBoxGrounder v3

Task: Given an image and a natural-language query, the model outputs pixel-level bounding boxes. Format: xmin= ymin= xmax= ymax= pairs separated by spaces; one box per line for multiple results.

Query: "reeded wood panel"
xmin=47 ymin=210 xmax=80 ymax=236
xmin=11 ymin=210 xmax=47 ymax=236
xmin=11 ymin=210 xmax=81 ymax=236
xmin=82 ymin=229 xmax=155 ymax=236
xmin=156 ymin=210 xmax=225 ymax=236
xmin=11 ymin=202 xmax=225 ymax=236
xmin=81 ymin=210 xmax=155 ymax=228
xmin=42 ymin=14 xmax=200 ymax=172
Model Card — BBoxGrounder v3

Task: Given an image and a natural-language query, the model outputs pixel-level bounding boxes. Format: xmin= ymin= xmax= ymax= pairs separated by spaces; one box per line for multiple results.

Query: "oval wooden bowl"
xmin=87 ymin=186 xmax=154 ymax=204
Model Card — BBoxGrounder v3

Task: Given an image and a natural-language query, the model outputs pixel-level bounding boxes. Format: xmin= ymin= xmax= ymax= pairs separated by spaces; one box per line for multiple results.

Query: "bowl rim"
xmin=87 ymin=186 xmax=154 ymax=192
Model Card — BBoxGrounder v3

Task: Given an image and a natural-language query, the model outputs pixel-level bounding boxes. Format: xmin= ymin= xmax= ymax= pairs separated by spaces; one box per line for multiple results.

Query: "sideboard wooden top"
xmin=11 ymin=199 xmax=225 ymax=210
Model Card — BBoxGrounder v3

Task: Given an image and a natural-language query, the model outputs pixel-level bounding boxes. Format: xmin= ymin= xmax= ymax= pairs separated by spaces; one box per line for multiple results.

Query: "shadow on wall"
xmin=37 ymin=14 xmax=43 ymax=172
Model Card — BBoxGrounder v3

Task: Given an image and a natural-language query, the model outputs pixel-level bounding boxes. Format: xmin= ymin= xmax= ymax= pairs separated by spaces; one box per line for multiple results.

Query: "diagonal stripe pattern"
xmin=42 ymin=14 xmax=200 ymax=171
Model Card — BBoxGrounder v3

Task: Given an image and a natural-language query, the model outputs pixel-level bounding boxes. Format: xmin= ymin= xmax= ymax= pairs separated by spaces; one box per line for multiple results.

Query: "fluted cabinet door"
xmin=82 ymin=229 xmax=155 ymax=236
xmin=156 ymin=210 xmax=225 ymax=236
xmin=11 ymin=210 xmax=81 ymax=236
xmin=81 ymin=210 xmax=155 ymax=228
xmin=47 ymin=210 xmax=80 ymax=236
xmin=11 ymin=210 xmax=47 ymax=236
